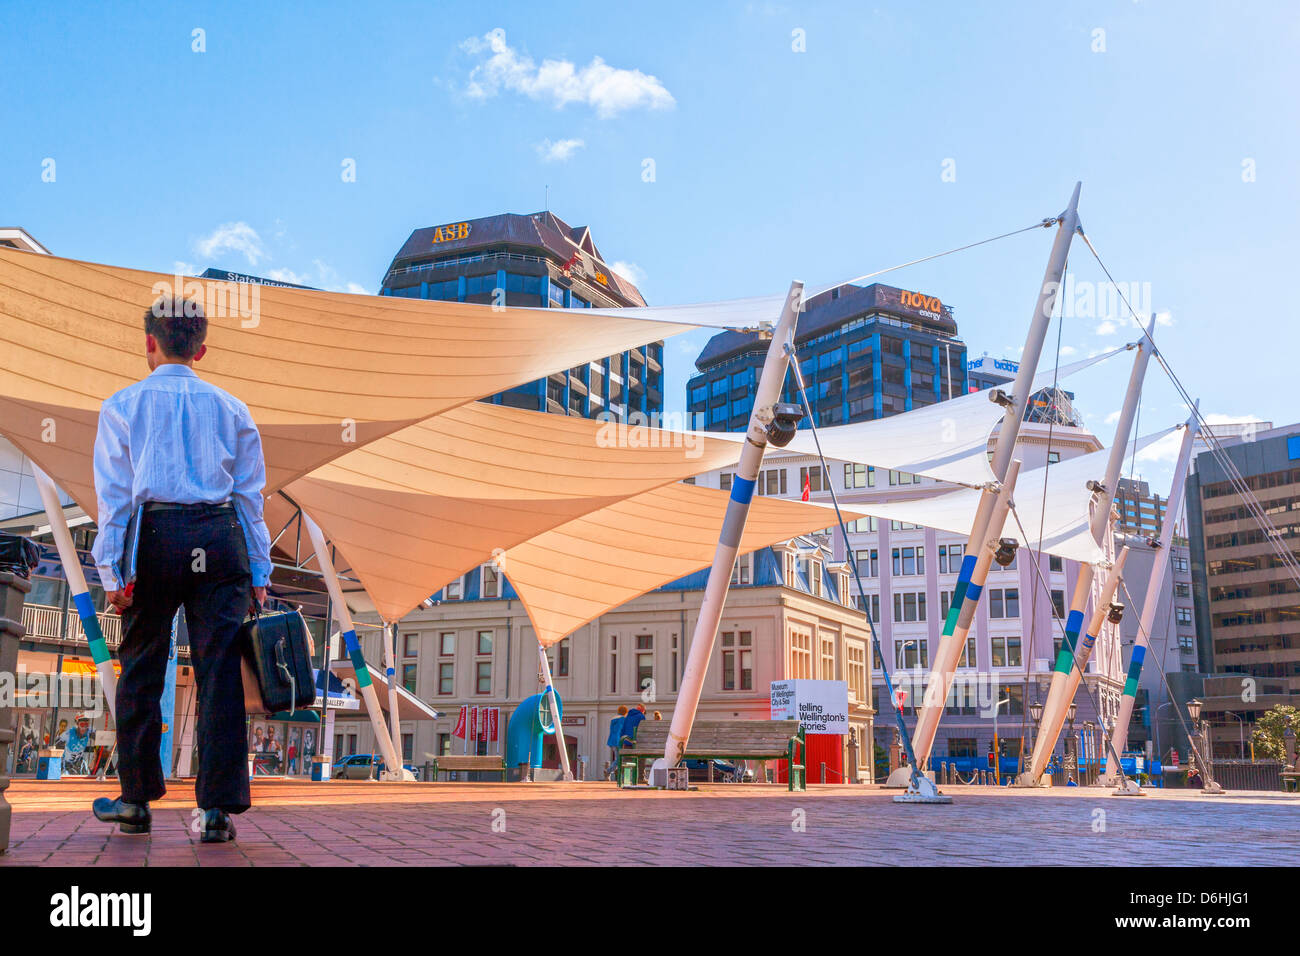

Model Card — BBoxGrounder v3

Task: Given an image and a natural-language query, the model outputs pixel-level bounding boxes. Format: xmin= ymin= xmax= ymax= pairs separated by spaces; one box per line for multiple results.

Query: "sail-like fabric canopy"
xmin=849 ymin=427 xmax=1179 ymax=565
xmin=0 ymin=246 xmax=776 ymax=519
xmin=497 ymin=482 xmax=866 ymax=647
xmin=269 ymin=402 xmax=751 ymax=621
xmin=690 ymin=347 xmax=1128 ymax=487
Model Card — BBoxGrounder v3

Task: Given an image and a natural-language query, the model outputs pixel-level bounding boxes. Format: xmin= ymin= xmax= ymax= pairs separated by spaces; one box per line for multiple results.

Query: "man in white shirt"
xmin=90 ymin=293 xmax=271 ymax=844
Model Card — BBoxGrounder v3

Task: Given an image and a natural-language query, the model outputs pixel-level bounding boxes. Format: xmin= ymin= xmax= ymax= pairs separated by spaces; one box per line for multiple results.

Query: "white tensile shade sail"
xmin=498 ymin=482 xmax=868 ymax=647
xmin=0 ymin=246 xmax=771 ymax=519
xmin=692 ymin=347 xmax=1127 ymax=487
xmin=848 ymin=427 xmax=1179 ymax=565
xmin=267 ymin=402 xmax=753 ymax=621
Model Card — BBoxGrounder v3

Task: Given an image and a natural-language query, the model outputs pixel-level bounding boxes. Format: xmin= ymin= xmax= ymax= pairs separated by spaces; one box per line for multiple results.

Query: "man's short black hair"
xmin=144 ymin=295 xmax=208 ymax=359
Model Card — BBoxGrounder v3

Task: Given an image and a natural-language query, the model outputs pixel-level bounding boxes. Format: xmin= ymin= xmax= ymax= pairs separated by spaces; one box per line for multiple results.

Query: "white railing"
xmin=21 ymin=602 xmax=123 ymax=648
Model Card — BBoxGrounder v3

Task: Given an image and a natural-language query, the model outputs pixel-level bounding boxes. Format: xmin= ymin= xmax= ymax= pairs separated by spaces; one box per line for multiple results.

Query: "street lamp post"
xmin=1029 ymin=700 xmax=1044 ymax=774
xmin=992 ymin=691 xmax=1011 ymax=786
xmin=1187 ymin=698 xmax=1225 ymax=795
xmin=1225 ymin=711 xmax=1247 ymax=759
xmin=1065 ymin=704 xmax=1079 ymax=785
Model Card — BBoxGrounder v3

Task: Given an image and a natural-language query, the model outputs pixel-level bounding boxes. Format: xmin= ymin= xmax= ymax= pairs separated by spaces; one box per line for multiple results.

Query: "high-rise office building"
xmin=1184 ymin=422 xmax=1300 ymax=756
xmin=380 ymin=211 xmax=662 ymax=421
xmin=688 ymin=282 xmax=968 ymax=432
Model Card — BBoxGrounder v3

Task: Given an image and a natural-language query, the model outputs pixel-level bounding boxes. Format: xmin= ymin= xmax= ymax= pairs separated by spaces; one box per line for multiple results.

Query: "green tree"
xmin=1249 ymin=705 xmax=1299 ymax=762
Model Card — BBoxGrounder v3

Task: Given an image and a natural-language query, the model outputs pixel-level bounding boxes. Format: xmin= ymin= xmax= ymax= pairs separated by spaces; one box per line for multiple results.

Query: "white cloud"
xmin=194 ymin=222 xmax=265 ymax=266
xmin=536 ymin=137 xmax=586 ymax=162
xmin=1095 ymin=319 xmax=1118 ymax=336
xmin=462 ymin=29 xmax=675 ymax=118
xmin=1058 ymin=345 xmax=1078 ymax=357
xmin=1136 ymin=430 xmax=1183 ymax=465
xmin=172 ymin=260 xmax=198 ymax=277
xmin=263 ymin=267 xmax=313 ymax=286
xmin=1155 ymin=310 xmax=1174 ymax=327
xmin=1104 ymin=410 xmax=1121 ymax=425
xmin=610 ymin=260 xmax=646 ymax=286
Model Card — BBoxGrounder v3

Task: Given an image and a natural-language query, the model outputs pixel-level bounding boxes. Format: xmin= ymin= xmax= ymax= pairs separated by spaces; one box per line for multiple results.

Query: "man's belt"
xmin=143 ymin=500 xmax=234 ymax=514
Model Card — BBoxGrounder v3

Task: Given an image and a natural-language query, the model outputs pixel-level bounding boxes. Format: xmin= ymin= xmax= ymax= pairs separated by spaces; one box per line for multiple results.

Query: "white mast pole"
xmin=303 ymin=514 xmax=408 ymax=780
xmin=909 ymin=183 xmax=1082 ymax=773
xmin=1103 ymin=409 xmax=1200 ymax=785
xmin=657 ymin=281 xmax=803 ymax=775
xmin=537 ymin=642 xmax=572 ymax=780
xmin=1020 ymin=315 xmax=1158 ymax=785
xmin=384 ymin=621 xmax=404 ymax=775
xmin=32 ymin=465 xmax=117 ymax=719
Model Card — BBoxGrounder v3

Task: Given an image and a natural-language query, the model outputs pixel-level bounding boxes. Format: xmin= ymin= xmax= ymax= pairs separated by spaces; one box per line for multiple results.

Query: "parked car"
xmin=331 ymin=753 xmax=421 ymax=780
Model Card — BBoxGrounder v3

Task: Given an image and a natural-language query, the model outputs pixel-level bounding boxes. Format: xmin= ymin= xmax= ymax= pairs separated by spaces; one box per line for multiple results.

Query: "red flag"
xmin=893 ymin=688 xmax=908 ymax=709
xmin=469 ymin=706 xmax=479 ymax=742
xmin=452 ymin=705 xmax=467 ymax=739
xmin=801 ymin=474 xmax=811 ymax=501
xmin=488 ymin=708 xmax=499 ymax=742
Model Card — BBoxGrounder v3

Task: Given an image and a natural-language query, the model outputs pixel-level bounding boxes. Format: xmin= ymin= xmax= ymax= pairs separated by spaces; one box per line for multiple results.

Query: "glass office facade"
xmin=380 ymin=212 xmax=663 ymax=421
xmin=687 ymin=283 xmax=968 ymax=432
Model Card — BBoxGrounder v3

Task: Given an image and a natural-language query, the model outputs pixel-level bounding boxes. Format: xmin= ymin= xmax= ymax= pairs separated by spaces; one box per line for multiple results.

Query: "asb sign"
xmin=431 ymin=221 xmax=471 ymax=244
xmin=770 ymin=679 xmax=849 ymax=734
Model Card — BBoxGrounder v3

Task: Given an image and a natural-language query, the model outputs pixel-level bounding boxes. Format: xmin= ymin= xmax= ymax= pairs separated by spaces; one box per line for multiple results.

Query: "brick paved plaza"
xmin=2 ymin=779 xmax=1296 ymax=866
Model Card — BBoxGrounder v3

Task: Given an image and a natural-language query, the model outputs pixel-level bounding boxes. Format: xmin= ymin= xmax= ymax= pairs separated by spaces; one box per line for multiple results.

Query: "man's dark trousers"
xmin=116 ymin=504 xmax=251 ymax=813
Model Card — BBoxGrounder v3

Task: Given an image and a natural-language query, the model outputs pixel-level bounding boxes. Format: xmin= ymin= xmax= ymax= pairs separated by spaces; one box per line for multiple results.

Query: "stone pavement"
xmin=2 ymin=779 xmax=1297 ymax=866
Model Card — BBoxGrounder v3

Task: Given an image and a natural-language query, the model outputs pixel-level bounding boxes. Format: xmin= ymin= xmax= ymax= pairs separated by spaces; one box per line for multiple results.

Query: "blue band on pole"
xmin=956 ymin=553 xmax=977 ymax=584
xmin=1064 ymin=609 xmax=1085 ymax=639
xmin=964 ymin=582 xmax=983 ymax=603
xmin=73 ymin=591 xmax=96 ymax=620
xmin=1130 ymin=644 xmax=1147 ymax=669
xmin=730 ymin=476 xmax=756 ymax=505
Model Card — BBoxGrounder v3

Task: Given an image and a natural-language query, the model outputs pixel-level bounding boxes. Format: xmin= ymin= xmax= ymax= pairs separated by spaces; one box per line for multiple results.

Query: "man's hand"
xmin=106 ymin=589 xmax=132 ymax=614
xmin=250 ymin=586 xmax=266 ymax=615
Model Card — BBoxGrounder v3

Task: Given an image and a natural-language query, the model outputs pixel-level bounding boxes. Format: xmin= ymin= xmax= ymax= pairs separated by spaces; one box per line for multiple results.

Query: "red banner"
xmin=452 ymin=704 xmax=467 ymax=739
xmin=488 ymin=707 xmax=499 ymax=742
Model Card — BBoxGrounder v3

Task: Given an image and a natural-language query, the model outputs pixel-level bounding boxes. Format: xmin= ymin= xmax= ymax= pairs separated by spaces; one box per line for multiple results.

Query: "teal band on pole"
xmin=342 ymin=630 xmax=371 ymax=687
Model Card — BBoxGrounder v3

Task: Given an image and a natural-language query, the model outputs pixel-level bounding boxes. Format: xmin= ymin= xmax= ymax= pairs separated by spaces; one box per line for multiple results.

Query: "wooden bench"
xmin=427 ymin=755 xmax=507 ymax=781
xmin=1281 ymin=769 xmax=1298 ymax=793
xmin=617 ymin=719 xmax=806 ymax=791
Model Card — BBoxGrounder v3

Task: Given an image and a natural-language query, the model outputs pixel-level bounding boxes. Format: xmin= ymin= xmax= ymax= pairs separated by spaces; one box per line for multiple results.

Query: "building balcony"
xmin=21 ymin=602 xmax=123 ymax=649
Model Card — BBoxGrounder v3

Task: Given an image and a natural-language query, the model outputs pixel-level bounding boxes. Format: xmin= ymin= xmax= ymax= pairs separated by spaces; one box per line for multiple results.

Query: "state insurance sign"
xmin=770 ymin=679 xmax=849 ymax=734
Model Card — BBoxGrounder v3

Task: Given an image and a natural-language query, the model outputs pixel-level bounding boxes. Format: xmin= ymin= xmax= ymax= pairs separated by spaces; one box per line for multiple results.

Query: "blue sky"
xmin=3 ymin=1 xmax=1297 ymax=492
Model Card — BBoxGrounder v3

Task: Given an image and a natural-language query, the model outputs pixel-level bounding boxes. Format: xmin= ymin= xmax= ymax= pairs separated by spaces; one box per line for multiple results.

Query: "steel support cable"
xmin=1007 ymin=503 xmax=1132 ymax=788
xmin=1119 ymin=577 xmax=1216 ymax=780
xmin=786 ymin=347 xmax=928 ymax=788
xmin=1076 ymin=230 xmax=1300 ymax=589
xmin=809 ymin=218 xmax=1058 ymax=298
xmin=1018 ymin=258 xmax=1070 ymax=774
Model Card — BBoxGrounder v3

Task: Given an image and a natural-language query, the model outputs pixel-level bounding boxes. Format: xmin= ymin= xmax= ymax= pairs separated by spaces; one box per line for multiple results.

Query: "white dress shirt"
xmin=91 ymin=363 xmax=273 ymax=590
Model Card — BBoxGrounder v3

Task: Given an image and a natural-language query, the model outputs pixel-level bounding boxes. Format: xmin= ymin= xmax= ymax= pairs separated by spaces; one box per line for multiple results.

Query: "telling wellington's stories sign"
xmin=770 ymin=680 xmax=849 ymax=734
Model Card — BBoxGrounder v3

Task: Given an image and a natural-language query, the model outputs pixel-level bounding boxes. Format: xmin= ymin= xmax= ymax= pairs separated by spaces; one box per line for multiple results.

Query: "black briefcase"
xmin=240 ymin=610 xmax=316 ymax=716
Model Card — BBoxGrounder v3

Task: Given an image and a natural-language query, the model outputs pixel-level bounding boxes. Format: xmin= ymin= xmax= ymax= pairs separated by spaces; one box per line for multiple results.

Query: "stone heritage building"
xmin=345 ymin=536 xmax=877 ymax=780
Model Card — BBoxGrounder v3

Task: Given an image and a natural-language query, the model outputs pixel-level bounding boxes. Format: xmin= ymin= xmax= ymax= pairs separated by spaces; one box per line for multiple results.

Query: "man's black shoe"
xmin=92 ymin=796 xmax=151 ymax=835
xmin=200 ymin=808 xmax=237 ymax=844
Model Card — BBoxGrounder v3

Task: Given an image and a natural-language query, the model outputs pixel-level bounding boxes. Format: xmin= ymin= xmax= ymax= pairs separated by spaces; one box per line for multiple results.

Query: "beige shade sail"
xmin=271 ymin=402 xmax=751 ymax=621
xmin=0 ymin=246 xmax=762 ymax=518
xmin=498 ymin=482 xmax=867 ymax=647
